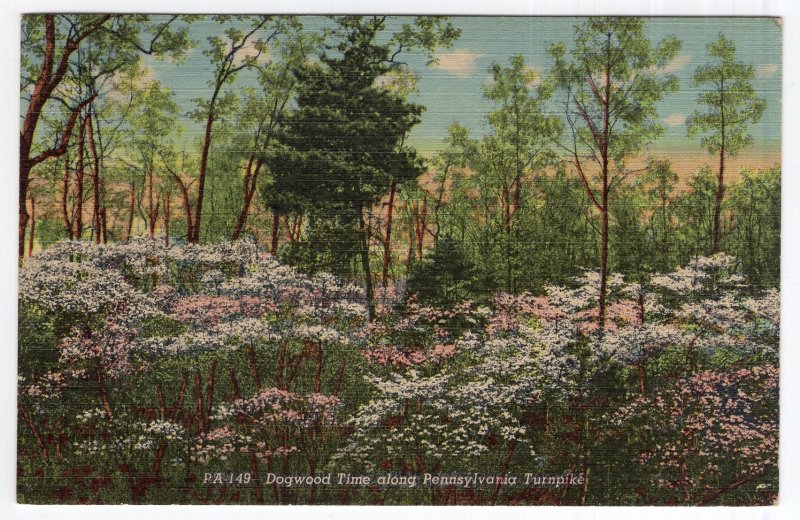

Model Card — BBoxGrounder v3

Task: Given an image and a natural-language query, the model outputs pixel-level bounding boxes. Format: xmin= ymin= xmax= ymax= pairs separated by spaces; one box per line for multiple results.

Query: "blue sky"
xmin=144 ymin=16 xmax=782 ymax=167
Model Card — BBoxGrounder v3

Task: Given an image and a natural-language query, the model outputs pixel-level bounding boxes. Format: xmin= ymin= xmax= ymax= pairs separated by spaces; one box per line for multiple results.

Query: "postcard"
xmin=17 ymin=14 xmax=781 ymax=505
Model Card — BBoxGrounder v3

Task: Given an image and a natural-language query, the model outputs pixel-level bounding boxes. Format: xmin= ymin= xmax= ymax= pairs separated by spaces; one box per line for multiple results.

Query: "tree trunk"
xmin=19 ymin=403 xmax=48 ymax=462
xmin=27 ymin=197 xmax=36 ymax=257
xmin=86 ymin=111 xmax=101 ymax=244
xmin=125 ymin=182 xmax=135 ymax=243
xmin=232 ymin=157 xmax=262 ymax=240
xmin=599 ymin=205 xmax=608 ymax=328
xmin=413 ymin=196 xmax=428 ymax=261
xmin=381 ymin=180 xmax=397 ymax=287
xmin=191 ymin=108 xmax=216 ymax=243
xmin=74 ymin=115 xmax=86 ymax=240
xmin=163 ymin=191 xmax=171 ymax=246
xmin=503 ymin=186 xmax=511 ymax=234
xmin=96 ymin=365 xmax=113 ymax=420
xmin=597 ymin=45 xmax=612 ymax=331
xmin=271 ymin=212 xmax=280 ymax=254
xmin=360 ymin=212 xmax=376 ymax=321
xmin=406 ymin=213 xmax=415 ymax=274
xmin=173 ymin=173 xmax=194 ymax=241
xmin=712 ymin=147 xmax=725 ymax=254
xmin=193 ymin=371 xmax=204 ymax=433
xmin=61 ymin=155 xmax=73 ymax=240
xmin=19 ymin=161 xmax=31 ymax=259
xmin=18 ymin=15 xmax=106 ymax=257
xmin=248 ymin=345 xmax=262 ymax=391
xmin=101 ymin=206 xmax=108 ymax=244
xmin=100 ymin=179 xmax=108 ymax=244
xmin=147 ymin=164 xmax=160 ymax=239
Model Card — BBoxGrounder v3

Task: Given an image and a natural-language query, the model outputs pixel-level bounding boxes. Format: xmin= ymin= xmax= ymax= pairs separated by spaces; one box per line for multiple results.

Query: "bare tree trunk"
xmin=19 ymin=160 xmax=31 ymax=258
xmin=599 ymin=204 xmax=608 ymax=328
xmin=172 ymin=173 xmax=194 ymax=242
xmin=19 ymin=403 xmax=48 ymax=462
xmin=712 ymin=147 xmax=725 ymax=254
xmin=597 ymin=48 xmax=613 ymax=330
xmin=418 ymin=195 xmax=427 ymax=259
xmin=74 ymin=115 xmax=87 ymax=240
xmin=96 ymin=365 xmax=113 ymax=420
xmin=147 ymin=164 xmax=160 ymax=239
xmin=503 ymin=186 xmax=511 ymax=234
xmin=271 ymin=212 xmax=280 ymax=254
xmin=61 ymin=154 xmax=73 ymax=240
xmin=125 ymin=182 xmax=135 ymax=243
xmin=360 ymin=212 xmax=376 ymax=321
xmin=191 ymin=110 xmax=216 ymax=243
xmin=232 ymin=156 xmax=262 ymax=240
xmin=27 ymin=197 xmax=36 ymax=257
xmin=100 ymin=179 xmax=108 ymax=244
xmin=193 ymin=371 xmax=205 ymax=433
xmin=163 ymin=191 xmax=171 ymax=246
xmin=381 ymin=180 xmax=397 ymax=287
xmin=406 ymin=213 xmax=414 ymax=274
xmin=248 ymin=345 xmax=262 ymax=391
xmin=87 ymin=111 xmax=101 ymax=244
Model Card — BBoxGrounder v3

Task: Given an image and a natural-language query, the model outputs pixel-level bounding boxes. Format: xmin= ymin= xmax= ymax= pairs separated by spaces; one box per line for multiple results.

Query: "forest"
xmin=18 ymin=15 xmax=780 ymax=505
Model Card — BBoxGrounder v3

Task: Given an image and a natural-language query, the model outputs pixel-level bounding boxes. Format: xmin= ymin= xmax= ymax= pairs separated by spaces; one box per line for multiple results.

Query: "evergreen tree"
xmin=687 ymin=34 xmax=767 ymax=253
xmin=270 ymin=17 xmax=453 ymax=319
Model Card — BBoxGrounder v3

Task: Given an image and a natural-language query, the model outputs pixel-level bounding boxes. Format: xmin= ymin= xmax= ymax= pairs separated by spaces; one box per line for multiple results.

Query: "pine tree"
xmin=269 ymin=17 xmax=432 ymax=320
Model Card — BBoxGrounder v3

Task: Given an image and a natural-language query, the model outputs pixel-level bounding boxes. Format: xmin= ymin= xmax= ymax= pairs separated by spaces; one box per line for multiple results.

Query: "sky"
xmin=142 ymin=16 xmax=782 ymax=176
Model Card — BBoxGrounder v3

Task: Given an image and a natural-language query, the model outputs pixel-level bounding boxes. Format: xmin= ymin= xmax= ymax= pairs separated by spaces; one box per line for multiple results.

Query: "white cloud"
xmin=756 ymin=63 xmax=780 ymax=79
xmin=434 ymin=48 xmax=483 ymax=77
xmin=664 ymin=113 xmax=686 ymax=127
xmin=659 ymin=54 xmax=691 ymax=74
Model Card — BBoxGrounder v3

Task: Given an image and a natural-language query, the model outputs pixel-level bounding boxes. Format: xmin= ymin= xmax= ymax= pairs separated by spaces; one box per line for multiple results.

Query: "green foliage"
xmin=726 ymin=166 xmax=781 ymax=289
xmin=609 ymin=185 xmax=652 ymax=281
xmin=407 ymin=236 xmax=483 ymax=307
xmin=686 ymin=34 xmax=767 ymax=157
xmin=267 ymin=16 xmax=459 ymax=316
xmin=673 ymin=165 xmax=718 ymax=261
xmin=549 ymin=17 xmax=681 ymax=169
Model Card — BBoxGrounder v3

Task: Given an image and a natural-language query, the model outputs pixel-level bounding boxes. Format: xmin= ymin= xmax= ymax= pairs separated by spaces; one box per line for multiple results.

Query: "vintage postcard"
xmin=17 ymin=15 xmax=780 ymax=505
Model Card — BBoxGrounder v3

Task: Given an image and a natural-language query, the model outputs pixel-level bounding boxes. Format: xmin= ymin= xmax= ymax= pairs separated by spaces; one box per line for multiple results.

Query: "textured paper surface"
xmin=17 ymin=15 xmax=780 ymax=505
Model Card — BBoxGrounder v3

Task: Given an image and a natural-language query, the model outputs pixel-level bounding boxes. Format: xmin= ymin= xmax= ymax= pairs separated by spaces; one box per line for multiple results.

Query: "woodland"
xmin=18 ymin=15 xmax=779 ymax=505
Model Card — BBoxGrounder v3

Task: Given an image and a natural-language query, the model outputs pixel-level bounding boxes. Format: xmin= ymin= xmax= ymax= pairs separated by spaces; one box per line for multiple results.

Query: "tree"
xmin=686 ymin=34 xmax=767 ymax=253
xmin=472 ymin=54 xmax=561 ymax=292
xmin=187 ymin=15 xmax=295 ymax=243
xmin=673 ymin=166 xmax=718 ymax=262
xmin=640 ymin=158 xmax=679 ymax=272
xmin=230 ymin=28 xmax=315 ymax=241
xmin=19 ymin=14 xmax=191 ymax=257
xmin=549 ymin=17 xmax=680 ymax=328
xmin=123 ymin=75 xmax=181 ymax=240
xmin=727 ymin=166 xmax=781 ymax=289
xmin=269 ymin=16 xmax=460 ymax=320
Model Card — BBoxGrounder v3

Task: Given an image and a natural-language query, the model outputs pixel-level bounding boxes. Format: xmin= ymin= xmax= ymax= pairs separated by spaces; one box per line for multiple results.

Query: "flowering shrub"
xmin=17 ymin=241 xmax=778 ymax=505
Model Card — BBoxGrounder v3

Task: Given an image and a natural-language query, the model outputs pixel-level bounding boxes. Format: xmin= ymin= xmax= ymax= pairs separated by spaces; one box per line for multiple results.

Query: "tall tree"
xmin=125 ymin=78 xmax=181 ymax=239
xmin=686 ymin=34 xmax=767 ymax=253
xmin=472 ymin=54 xmax=561 ymax=293
xmin=187 ymin=15 xmax=293 ymax=243
xmin=230 ymin=26 xmax=314 ymax=240
xmin=19 ymin=14 xmax=191 ymax=257
xmin=549 ymin=17 xmax=680 ymax=328
xmin=269 ymin=16 xmax=459 ymax=320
